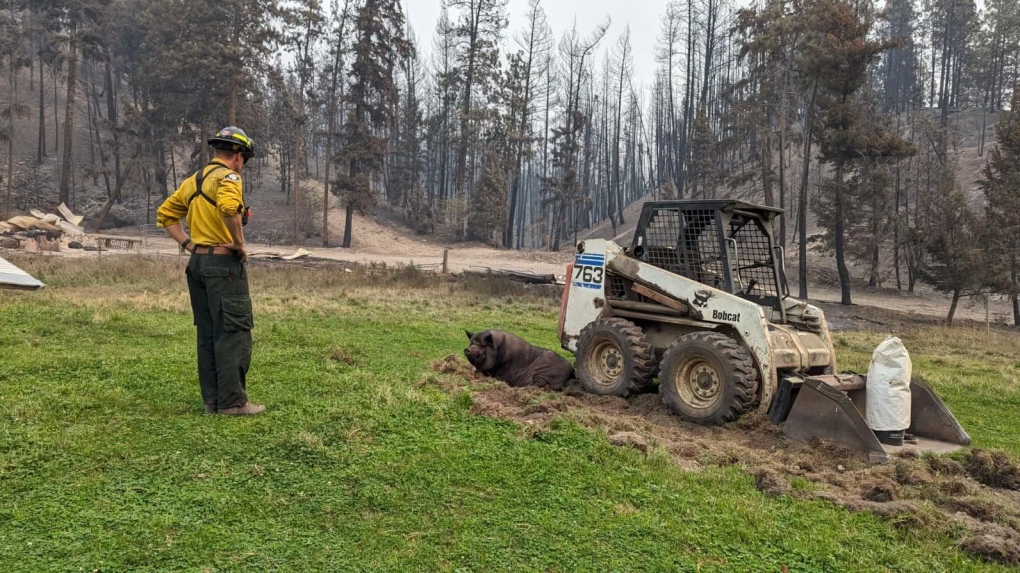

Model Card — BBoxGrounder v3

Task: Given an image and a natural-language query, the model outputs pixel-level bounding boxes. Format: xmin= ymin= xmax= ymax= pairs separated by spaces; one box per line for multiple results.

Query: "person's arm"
xmin=215 ymin=172 xmax=246 ymax=262
xmin=156 ymin=182 xmax=192 ymax=251
xmin=164 ymin=223 xmax=195 ymax=253
xmin=221 ymin=214 xmax=247 ymax=263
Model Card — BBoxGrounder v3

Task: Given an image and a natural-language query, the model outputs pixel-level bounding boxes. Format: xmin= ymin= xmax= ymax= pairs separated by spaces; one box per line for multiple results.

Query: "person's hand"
xmin=219 ymin=240 xmax=248 ymax=263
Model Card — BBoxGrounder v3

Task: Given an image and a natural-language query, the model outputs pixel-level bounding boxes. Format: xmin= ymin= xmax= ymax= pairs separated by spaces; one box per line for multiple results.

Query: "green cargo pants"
xmin=185 ymin=253 xmax=253 ymax=410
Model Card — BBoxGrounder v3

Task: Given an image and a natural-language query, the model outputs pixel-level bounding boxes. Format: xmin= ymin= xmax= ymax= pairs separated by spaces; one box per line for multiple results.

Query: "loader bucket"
xmin=783 ymin=378 xmax=891 ymax=463
xmin=782 ymin=376 xmax=970 ymax=463
xmin=908 ymin=379 xmax=971 ymax=446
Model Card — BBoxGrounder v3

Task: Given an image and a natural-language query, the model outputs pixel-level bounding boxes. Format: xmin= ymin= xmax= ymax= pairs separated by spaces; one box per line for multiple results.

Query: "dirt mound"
xmin=863 ymin=481 xmax=899 ymax=502
xmin=608 ymin=431 xmax=650 ymax=453
xmin=432 ymin=354 xmax=1020 ymax=565
xmin=432 ymin=354 xmax=486 ymax=381
xmin=966 ymin=449 xmax=1020 ymax=490
xmin=894 ymin=459 xmax=934 ymax=486
xmin=928 ymin=455 xmax=967 ymax=477
xmin=755 ymin=469 xmax=791 ymax=497
xmin=946 ymin=496 xmax=1008 ymax=523
xmin=959 ymin=524 xmax=1020 ymax=566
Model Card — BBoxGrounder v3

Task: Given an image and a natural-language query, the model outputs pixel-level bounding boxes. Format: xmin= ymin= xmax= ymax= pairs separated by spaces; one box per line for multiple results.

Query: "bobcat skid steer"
xmin=558 ymin=200 xmax=970 ymax=463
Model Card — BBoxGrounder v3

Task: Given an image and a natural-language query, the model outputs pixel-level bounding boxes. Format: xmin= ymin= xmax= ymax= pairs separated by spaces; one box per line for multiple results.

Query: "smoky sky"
xmin=403 ymin=0 xmax=669 ymax=90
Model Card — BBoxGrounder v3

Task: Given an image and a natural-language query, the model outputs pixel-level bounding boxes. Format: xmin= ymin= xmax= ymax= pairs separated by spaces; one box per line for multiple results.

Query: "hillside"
xmin=581 ymin=108 xmax=1001 ymax=243
xmin=1 ymin=60 xmax=1013 ymax=327
xmin=575 ymin=107 xmax=1007 ymax=323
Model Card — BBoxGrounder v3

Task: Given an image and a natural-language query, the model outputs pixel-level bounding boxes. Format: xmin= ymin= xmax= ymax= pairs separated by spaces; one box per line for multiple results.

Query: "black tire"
xmin=658 ymin=332 xmax=759 ymax=425
xmin=575 ymin=317 xmax=655 ymax=397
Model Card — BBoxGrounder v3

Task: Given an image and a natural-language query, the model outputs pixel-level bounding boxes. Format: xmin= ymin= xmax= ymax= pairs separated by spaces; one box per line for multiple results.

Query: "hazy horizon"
xmin=403 ymin=0 xmax=668 ymax=90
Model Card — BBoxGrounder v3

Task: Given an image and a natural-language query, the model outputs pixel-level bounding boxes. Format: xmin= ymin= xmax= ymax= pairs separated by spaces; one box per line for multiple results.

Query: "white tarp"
xmin=865 ymin=336 xmax=912 ymax=431
xmin=0 ymin=256 xmax=45 ymax=290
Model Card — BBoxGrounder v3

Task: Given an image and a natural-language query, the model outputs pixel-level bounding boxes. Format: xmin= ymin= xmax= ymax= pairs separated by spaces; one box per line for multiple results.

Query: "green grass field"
xmin=2 ymin=255 xmax=1019 ymax=572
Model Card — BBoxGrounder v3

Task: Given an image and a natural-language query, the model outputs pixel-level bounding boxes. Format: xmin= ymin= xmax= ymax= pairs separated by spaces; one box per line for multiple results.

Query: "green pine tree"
xmin=469 ymin=149 xmax=509 ymax=243
xmin=802 ymin=0 xmax=914 ymax=305
xmin=916 ymin=173 xmax=984 ymax=326
xmin=333 ymin=0 xmax=413 ymax=248
xmin=979 ymin=86 xmax=1020 ymax=325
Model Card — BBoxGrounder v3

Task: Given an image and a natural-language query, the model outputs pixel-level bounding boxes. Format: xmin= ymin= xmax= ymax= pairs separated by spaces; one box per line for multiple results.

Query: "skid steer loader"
xmin=558 ymin=199 xmax=970 ymax=463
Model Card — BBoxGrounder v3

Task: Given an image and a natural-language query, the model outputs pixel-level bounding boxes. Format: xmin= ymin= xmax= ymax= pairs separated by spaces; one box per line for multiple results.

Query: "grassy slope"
xmin=0 ymin=256 xmax=1017 ymax=572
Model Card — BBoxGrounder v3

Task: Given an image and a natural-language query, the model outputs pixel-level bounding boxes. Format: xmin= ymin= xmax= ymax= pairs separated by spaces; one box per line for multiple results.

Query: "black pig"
xmin=464 ymin=330 xmax=574 ymax=391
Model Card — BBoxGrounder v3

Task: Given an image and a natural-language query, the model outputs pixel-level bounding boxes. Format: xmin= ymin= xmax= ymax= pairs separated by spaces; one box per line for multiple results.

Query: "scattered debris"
xmin=1 ymin=204 xmax=88 ymax=254
xmin=946 ymin=496 xmax=1006 ymax=523
xmin=282 ymin=248 xmax=312 ymax=260
xmin=4 ymin=215 xmax=62 ymax=238
xmin=431 ymin=354 xmax=486 ymax=381
xmin=851 ymin=314 xmax=887 ymax=326
xmin=30 ymin=210 xmax=60 ymax=224
xmin=463 ymin=267 xmax=559 ymax=285
xmin=252 ymin=248 xmax=314 ymax=261
xmin=92 ymin=233 xmax=141 ymax=250
xmin=894 ymin=460 xmax=934 ymax=486
xmin=959 ymin=525 xmax=1020 ymax=566
xmin=608 ymin=431 xmax=649 ymax=453
xmin=58 ymin=203 xmax=84 ymax=226
xmin=928 ymin=455 xmax=966 ymax=476
xmin=432 ymin=353 xmax=1020 ymax=565
xmin=816 ymin=494 xmax=929 ymax=529
xmin=0 ymin=255 xmax=45 ymax=290
xmin=57 ymin=220 xmax=85 ymax=235
xmin=35 ymin=237 xmax=61 ymax=252
xmin=863 ymin=481 xmax=899 ymax=502
xmin=755 ymin=469 xmax=792 ymax=497
xmin=938 ymin=479 xmax=971 ymax=497
xmin=966 ymin=449 xmax=1020 ymax=490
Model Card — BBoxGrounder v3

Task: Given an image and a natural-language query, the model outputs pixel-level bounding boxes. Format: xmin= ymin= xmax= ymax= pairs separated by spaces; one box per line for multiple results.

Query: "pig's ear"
xmin=482 ymin=331 xmax=494 ymax=347
xmin=465 ymin=330 xmax=475 ymax=340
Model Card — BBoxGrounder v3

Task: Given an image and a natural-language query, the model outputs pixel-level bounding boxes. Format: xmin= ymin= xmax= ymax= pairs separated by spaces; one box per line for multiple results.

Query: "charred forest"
xmin=0 ymin=0 xmax=1019 ymax=322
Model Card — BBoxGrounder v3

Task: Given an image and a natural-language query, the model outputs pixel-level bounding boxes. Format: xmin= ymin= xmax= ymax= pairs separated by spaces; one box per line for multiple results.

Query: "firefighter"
xmin=156 ymin=126 xmax=265 ymax=416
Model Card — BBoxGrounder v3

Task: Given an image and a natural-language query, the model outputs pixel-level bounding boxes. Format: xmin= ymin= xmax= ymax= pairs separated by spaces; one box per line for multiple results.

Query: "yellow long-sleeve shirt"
xmin=156 ymin=159 xmax=245 ymax=246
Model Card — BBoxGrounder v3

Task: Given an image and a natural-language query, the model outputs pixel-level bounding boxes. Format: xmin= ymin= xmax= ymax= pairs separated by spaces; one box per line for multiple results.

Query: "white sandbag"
xmin=865 ymin=337 xmax=912 ymax=431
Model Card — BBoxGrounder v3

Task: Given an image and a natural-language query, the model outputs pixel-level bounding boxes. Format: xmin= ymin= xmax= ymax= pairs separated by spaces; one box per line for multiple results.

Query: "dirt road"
xmin=111 ymin=233 xmax=573 ymax=277
xmin=44 ymin=206 xmax=1016 ymax=327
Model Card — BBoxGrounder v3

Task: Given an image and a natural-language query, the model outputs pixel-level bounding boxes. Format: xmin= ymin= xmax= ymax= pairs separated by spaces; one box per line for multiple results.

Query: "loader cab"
xmin=629 ymin=200 xmax=789 ymax=318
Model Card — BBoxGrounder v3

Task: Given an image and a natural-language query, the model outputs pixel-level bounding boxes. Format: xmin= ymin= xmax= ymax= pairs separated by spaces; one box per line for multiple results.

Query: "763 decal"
xmin=572 ymin=253 xmax=606 ymax=289
xmin=573 ymin=264 xmax=604 ymax=285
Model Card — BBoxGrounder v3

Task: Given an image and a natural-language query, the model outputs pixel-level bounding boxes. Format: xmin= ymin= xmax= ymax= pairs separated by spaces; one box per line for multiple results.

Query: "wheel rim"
xmin=673 ymin=357 xmax=722 ymax=410
xmin=588 ymin=338 xmax=624 ymax=387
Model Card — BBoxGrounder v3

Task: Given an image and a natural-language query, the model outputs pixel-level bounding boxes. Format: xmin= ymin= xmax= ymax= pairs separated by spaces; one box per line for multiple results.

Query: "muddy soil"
xmin=432 ymin=355 xmax=1020 ymax=566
